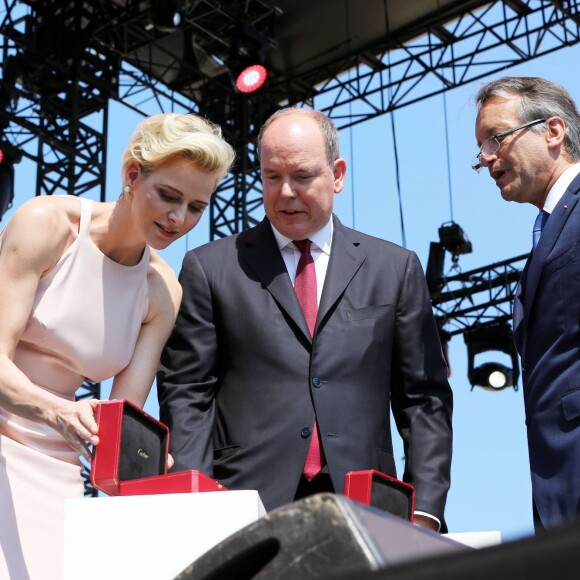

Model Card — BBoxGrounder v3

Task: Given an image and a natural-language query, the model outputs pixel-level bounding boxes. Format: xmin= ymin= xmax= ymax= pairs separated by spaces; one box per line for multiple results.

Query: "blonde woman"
xmin=0 ymin=113 xmax=235 ymax=580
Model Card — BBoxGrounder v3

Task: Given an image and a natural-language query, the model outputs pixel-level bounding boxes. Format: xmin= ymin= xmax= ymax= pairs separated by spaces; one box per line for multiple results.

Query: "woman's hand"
xmin=51 ymin=398 xmax=100 ymax=461
xmin=167 ymin=453 xmax=174 ymax=470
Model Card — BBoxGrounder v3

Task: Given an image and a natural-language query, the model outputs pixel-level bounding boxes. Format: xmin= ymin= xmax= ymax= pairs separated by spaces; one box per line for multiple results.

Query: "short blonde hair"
xmin=122 ymin=113 xmax=236 ymax=182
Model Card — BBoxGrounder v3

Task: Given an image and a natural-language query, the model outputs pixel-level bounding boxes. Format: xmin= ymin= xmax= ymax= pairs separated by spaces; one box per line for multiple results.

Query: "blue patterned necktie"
xmin=532 ymin=210 xmax=549 ymax=250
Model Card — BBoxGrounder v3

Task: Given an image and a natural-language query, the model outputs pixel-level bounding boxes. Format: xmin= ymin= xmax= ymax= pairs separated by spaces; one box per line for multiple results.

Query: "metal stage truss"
xmin=0 ymin=0 xmax=578 ymax=494
xmin=431 ymin=253 xmax=528 ymax=337
xmin=1 ymin=1 xmax=579 ymax=236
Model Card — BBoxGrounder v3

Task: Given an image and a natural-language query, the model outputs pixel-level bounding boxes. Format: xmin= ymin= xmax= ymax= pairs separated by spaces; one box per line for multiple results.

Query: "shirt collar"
xmin=543 ymin=162 xmax=580 ymax=214
xmin=270 ymin=217 xmax=333 ymax=255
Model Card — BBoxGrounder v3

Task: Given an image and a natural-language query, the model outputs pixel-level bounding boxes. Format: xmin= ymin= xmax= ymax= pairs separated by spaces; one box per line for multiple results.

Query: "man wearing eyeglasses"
xmin=474 ymin=76 xmax=580 ymax=531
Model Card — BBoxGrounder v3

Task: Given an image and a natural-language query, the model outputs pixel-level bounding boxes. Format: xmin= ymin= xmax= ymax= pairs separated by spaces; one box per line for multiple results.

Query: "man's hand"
xmin=413 ymin=513 xmax=440 ymax=532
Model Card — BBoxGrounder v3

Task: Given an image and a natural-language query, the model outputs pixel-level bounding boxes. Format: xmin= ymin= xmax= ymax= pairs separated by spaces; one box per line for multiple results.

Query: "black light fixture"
xmin=470 ymin=362 xmax=517 ymax=390
xmin=147 ymin=0 xmax=185 ymax=32
xmin=229 ymin=21 xmax=270 ymax=94
xmin=426 ymin=221 xmax=473 ymax=301
xmin=165 ymin=30 xmax=227 ymax=91
xmin=438 ymin=221 xmax=473 ymax=258
xmin=426 ymin=240 xmax=446 ymax=299
xmin=0 ymin=142 xmax=20 ymax=221
xmin=464 ymin=322 xmax=519 ymax=391
xmin=437 ymin=324 xmax=452 ymax=378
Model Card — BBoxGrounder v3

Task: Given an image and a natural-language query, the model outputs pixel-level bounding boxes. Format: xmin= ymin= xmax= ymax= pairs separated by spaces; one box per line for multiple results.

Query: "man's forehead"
xmin=261 ymin=152 xmax=321 ymax=171
xmin=476 ymin=96 xmax=521 ymax=133
xmin=261 ymin=120 xmax=325 ymax=161
xmin=264 ymin=113 xmax=321 ymax=140
xmin=478 ymin=95 xmax=520 ymax=119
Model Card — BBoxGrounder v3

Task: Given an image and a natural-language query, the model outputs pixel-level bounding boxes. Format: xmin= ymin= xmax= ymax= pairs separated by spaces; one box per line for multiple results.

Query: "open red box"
xmin=344 ymin=470 xmax=415 ymax=522
xmin=90 ymin=400 xmax=227 ymax=496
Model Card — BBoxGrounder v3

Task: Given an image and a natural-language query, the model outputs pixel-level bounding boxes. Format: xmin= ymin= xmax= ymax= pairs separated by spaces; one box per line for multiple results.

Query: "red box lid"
xmin=90 ymin=400 xmax=169 ymax=496
xmin=119 ymin=471 xmax=228 ymax=496
xmin=344 ymin=469 xmax=416 ymax=522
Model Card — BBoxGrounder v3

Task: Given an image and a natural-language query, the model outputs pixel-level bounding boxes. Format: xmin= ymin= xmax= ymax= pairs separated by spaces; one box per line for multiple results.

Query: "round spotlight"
xmin=236 ymin=64 xmax=267 ymax=93
xmin=171 ymin=11 xmax=182 ymax=28
xmin=149 ymin=0 xmax=185 ymax=32
xmin=470 ymin=362 xmax=515 ymax=391
xmin=488 ymin=370 xmax=508 ymax=389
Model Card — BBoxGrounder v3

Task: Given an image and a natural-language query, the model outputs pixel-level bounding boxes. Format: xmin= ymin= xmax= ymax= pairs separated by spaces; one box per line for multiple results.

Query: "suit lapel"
xmin=523 ymin=189 xmax=579 ymax=327
xmin=238 ymin=217 xmax=366 ymax=341
xmin=238 ymin=219 xmax=312 ymax=340
xmin=512 ymin=259 xmax=529 ymax=353
xmin=318 ymin=217 xmax=366 ymax=326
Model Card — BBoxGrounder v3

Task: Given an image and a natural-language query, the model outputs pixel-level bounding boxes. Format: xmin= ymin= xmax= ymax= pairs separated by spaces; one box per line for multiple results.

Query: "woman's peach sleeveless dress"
xmin=0 ymin=197 xmax=150 ymax=579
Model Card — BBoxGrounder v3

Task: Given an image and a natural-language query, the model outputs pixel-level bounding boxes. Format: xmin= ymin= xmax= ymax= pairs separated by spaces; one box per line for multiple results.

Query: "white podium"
xmin=445 ymin=531 xmax=502 ymax=548
xmin=63 ymin=490 xmax=266 ymax=580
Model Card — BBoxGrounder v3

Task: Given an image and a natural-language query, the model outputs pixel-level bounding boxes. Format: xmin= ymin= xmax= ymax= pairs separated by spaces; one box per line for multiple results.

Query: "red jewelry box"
xmin=90 ymin=399 xmax=227 ymax=496
xmin=344 ymin=470 xmax=415 ymax=522
xmin=118 ymin=470 xmax=227 ymax=496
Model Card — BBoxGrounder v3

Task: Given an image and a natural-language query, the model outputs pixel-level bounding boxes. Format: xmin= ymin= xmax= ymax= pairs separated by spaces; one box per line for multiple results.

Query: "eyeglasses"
xmin=471 ymin=118 xmax=548 ymax=173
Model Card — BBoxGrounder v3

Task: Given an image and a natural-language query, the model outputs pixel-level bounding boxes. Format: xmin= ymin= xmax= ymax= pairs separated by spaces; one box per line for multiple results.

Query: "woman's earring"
xmin=124 ymin=186 xmax=131 ymax=197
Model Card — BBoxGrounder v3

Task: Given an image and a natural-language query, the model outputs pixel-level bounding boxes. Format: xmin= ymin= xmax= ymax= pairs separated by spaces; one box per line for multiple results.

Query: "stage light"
xmin=464 ymin=322 xmax=519 ymax=391
xmin=235 ymin=64 xmax=268 ymax=93
xmin=437 ymin=325 xmax=452 ymax=378
xmin=426 ymin=222 xmax=472 ymax=300
xmin=229 ymin=22 xmax=270 ymax=94
xmin=438 ymin=221 xmax=473 ymax=258
xmin=165 ymin=30 xmax=227 ymax=91
xmin=0 ymin=142 xmax=20 ymax=221
xmin=148 ymin=0 xmax=185 ymax=32
xmin=426 ymin=241 xmax=445 ymax=299
xmin=470 ymin=362 xmax=515 ymax=390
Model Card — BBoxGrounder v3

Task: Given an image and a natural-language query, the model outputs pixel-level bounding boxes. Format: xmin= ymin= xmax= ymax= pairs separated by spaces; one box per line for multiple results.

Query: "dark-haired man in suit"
xmin=158 ymin=107 xmax=453 ymax=531
xmin=474 ymin=76 xmax=580 ymax=530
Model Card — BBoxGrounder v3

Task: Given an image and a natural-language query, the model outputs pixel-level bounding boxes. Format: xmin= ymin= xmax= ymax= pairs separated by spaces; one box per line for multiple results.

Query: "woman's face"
xmin=129 ymin=156 xmax=217 ymax=249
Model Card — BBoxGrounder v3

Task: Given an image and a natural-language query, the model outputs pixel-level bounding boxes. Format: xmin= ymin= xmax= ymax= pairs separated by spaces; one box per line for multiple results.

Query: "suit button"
xmin=522 ymin=364 xmax=528 ymax=373
xmin=301 ymin=427 xmax=312 ymax=438
xmin=312 ymin=377 xmax=321 ymax=388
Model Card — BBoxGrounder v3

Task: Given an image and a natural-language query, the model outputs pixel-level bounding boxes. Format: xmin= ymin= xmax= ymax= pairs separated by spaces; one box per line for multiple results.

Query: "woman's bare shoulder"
xmin=8 ymin=195 xmax=80 ymax=230
xmin=144 ymin=250 xmax=182 ymax=322
xmin=0 ymin=196 xmax=81 ymax=270
xmin=148 ymin=251 xmax=181 ymax=294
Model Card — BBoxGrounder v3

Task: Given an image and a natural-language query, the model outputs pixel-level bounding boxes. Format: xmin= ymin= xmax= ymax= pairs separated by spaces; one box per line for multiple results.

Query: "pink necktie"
xmin=294 ymin=239 xmax=325 ymax=480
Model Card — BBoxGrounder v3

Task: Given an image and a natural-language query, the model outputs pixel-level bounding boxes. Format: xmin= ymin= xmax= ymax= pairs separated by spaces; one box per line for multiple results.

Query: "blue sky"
xmin=6 ymin=37 xmax=580 ymax=543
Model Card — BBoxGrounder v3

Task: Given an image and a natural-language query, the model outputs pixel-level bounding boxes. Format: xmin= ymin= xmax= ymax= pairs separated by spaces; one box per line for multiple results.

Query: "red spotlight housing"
xmin=235 ymin=64 xmax=268 ymax=94
xmin=229 ymin=21 xmax=271 ymax=95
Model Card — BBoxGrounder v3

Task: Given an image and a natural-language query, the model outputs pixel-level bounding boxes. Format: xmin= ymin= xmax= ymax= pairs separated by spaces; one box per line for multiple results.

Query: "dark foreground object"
xmin=174 ymin=493 xmax=464 ymax=579
xmin=329 ymin=514 xmax=580 ymax=580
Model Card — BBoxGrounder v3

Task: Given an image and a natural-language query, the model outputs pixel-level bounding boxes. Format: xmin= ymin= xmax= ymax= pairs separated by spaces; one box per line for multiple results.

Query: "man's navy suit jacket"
xmin=514 ymin=172 xmax=580 ymax=527
xmin=158 ymin=216 xmax=453 ymax=525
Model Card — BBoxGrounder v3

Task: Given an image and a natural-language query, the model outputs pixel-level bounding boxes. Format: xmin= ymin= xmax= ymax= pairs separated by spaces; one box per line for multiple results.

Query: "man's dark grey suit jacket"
xmin=158 ymin=215 xmax=453 ymax=525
